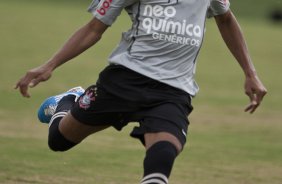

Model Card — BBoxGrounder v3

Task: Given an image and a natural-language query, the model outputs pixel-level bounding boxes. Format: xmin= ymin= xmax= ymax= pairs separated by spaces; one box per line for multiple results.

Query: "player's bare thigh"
xmin=58 ymin=112 xmax=110 ymax=143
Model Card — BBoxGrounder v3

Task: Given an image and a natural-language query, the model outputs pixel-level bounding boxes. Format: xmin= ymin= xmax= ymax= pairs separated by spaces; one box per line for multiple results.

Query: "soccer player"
xmin=15 ymin=0 xmax=267 ymax=183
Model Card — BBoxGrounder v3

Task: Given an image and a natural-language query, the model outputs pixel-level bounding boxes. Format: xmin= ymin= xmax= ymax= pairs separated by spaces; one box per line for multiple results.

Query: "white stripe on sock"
xmin=141 ymin=179 xmax=167 ymax=184
xmin=141 ymin=173 xmax=168 ymax=184
xmin=49 ymin=112 xmax=68 ymax=127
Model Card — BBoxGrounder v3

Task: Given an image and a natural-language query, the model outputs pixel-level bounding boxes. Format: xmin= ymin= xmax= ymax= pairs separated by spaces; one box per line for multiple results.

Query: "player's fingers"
xmin=248 ymin=103 xmax=259 ymax=113
xmin=19 ymin=85 xmax=30 ymax=98
xmin=245 ymin=90 xmax=255 ymax=103
xmin=246 ymin=87 xmax=267 ymax=113
xmin=17 ymin=79 xmax=31 ymax=97
xmin=244 ymin=91 xmax=258 ymax=113
xmin=17 ymin=77 xmax=39 ymax=97
xmin=245 ymin=103 xmax=257 ymax=113
xmin=29 ymin=72 xmax=52 ymax=88
xmin=244 ymin=101 xmax=256 ymax=113
xmin=15 ymin=81 xmax=29 ymax=97
xmin=15 ymin=72 xmax=37 ymax=97
xmin=29 ymin=78 xmax=42 ymax=88
xmin=249 ymin=91 xmax=267 ymax=113
xmin=244 ymin=104 xmax=251 ymax=112
xmin=256 ymin=89 xmax=267 ymax=105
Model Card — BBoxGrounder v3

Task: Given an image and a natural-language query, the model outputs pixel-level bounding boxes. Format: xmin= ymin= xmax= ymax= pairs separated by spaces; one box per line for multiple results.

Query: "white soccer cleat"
xmin=37 ymin=86 xmax=85 ymax=123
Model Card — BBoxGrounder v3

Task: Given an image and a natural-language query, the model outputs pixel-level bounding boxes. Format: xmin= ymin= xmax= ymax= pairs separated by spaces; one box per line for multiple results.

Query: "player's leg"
xmin=131 ymin=117 xmax=187 ymax=184
xmin=130 ymin=102 xmax=191 ymax=184
xmin=144 ymin=132 xmax=182 ymax=152
xmin=140 ymin=132 xmax=182 ymax=184
xmin=38 ymin=86 xmax=111 ymax=151
xmin=48 ymin=110 xmax=109 ymax=152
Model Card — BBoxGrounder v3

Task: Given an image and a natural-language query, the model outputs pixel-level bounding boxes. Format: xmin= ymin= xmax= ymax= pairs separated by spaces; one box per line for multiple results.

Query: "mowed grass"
xmin=0 ymin=0 xmax=282 ymax=183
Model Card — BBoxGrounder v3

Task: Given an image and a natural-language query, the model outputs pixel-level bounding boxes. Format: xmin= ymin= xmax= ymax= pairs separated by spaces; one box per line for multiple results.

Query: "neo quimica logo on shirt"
xmin=142 ymin=4 xmax=203 ymax=47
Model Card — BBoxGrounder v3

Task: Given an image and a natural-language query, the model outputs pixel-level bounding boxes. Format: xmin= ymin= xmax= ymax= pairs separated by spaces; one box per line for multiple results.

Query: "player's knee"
xmin=48 ymin=120 xmax=77 ymax=152
xmin=48 ymin=135 xmax=76 ymax=152
xmin=145 ymin=132 xmax=183 ymax=154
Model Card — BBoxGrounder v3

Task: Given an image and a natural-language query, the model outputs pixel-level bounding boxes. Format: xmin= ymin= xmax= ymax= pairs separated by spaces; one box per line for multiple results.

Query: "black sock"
xmin=141 ymin=141 xmax=178 ymax=184
xmin=48 ymin=95 xmax=77 ymax=152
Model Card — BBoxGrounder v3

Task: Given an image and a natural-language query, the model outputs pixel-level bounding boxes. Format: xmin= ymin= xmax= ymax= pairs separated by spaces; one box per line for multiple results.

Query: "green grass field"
xmin=1 ymin=0 xmax=282 ymax=183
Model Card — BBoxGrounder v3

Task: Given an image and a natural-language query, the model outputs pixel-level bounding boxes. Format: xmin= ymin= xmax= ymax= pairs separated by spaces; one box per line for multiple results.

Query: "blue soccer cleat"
xmin=37 ymin=86 xmax=85 ymax=123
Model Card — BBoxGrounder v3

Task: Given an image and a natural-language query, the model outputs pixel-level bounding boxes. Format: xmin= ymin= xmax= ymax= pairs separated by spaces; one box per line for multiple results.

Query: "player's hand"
xmin=15 ymin=64 xmax=53 ymax=98
xmin=244 ymin=75 xmax=267 ymax=113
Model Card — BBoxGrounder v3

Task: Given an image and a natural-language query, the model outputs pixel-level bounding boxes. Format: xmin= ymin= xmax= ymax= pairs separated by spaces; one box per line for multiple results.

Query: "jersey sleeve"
xmin=207 ymin=0 xmax=230 ymax=18
xmin=87 ymin=0 xmax=100 ymax=13
xmin=88 ymin=0 xmax=137 ymax=26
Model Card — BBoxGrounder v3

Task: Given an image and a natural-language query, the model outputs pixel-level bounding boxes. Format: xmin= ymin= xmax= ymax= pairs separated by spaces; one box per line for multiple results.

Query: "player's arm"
xmin=15 ymin=18 xmax=108 ymax=97
xmin=214 ymin=10 xmax=267 ymax=113
xmin=45 ymin=17 xmax=108 ymax=71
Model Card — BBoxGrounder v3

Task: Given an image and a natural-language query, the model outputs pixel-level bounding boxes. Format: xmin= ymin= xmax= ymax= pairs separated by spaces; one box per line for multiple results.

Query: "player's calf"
xmin=37 ymin=87 xmax=84 ymax=151
xmin=48 ymin=95 xmax=78 ymax=152
xmin=48 ymin=115 xmax=77 ymax=152
xmin=141 ymin=141 xmax=178 ymax=184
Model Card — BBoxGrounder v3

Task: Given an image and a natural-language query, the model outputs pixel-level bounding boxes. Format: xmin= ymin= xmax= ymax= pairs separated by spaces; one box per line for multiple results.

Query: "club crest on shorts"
xmin=79 ymin=87 xmax=97 ymax=109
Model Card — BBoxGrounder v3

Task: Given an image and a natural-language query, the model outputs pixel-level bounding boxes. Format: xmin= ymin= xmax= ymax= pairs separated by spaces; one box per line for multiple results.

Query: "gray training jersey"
xmin=88 ymin=0 xmax=230 ymax=96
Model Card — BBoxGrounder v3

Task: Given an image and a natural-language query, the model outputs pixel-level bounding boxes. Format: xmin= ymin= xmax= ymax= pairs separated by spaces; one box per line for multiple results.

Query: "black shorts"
xmin=71 ymin=64 xmax=193 ymax=146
